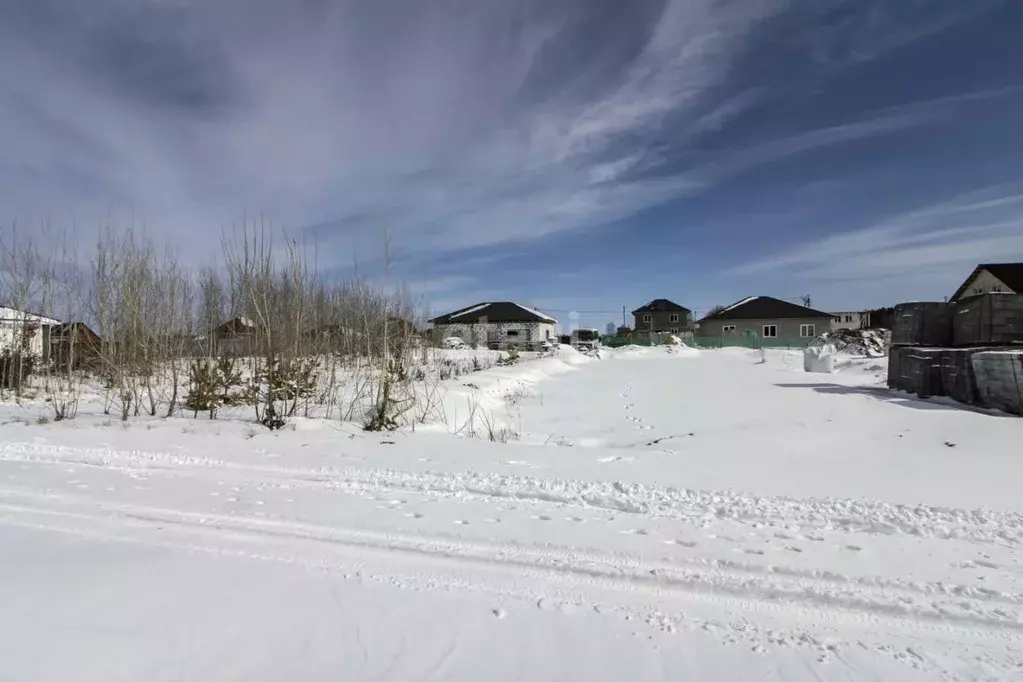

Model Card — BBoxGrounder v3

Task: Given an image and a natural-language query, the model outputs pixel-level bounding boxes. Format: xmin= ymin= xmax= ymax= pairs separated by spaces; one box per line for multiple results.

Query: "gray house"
xmin=696 ymin=296 xmax=833 ymax=342
xmin=632 ymin=299 xmax=693 ymax=334
xmin=428 ymin=301 xmax=557 ymax=350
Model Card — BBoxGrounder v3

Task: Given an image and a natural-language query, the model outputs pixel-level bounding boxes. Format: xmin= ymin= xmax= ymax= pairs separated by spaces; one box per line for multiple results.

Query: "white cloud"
xmin=0 ymin=0 xmax=789 ymax=264
xmin=726 ymin=184 xmax=1023 ymax=281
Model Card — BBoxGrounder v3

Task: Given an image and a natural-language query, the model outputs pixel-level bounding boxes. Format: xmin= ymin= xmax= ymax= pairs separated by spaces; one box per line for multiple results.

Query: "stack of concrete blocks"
xmin=887 ymin=303 xmax=951 ymax=399
xmin=886 ymin=295 xmax=1023 ymax=414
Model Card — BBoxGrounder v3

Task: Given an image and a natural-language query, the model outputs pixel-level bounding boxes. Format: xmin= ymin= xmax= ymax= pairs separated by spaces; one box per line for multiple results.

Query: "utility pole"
xmin=622 ymin=305 xmax=626 ymax=328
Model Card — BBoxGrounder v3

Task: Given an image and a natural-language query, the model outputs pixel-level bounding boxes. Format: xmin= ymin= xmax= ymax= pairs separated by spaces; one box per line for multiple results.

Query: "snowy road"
xmin=2 ymin=348 xmax=1022 ymax=680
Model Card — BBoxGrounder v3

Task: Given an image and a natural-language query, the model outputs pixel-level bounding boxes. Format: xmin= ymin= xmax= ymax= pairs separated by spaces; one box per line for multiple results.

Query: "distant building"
xmin=830 ymin=311 xmax=870 ymax=331
xmin=696 ymin=296 xmax=833 ymax=342
xmin=950 ymin=263 xmax=1023 ymax=302
xmin=631 ymin=299 xmax=693 ymax=335
xmin=428 ymin=302 xmax=556 ymax=350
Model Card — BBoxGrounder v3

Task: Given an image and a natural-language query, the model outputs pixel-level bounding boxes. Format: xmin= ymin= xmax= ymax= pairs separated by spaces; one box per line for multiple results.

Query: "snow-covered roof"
xmin=0 ymin=307 xmax=61 ymax=326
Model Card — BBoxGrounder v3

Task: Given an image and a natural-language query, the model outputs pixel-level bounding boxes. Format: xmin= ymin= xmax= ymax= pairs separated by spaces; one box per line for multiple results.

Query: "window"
xmin=642 ymin=314 xmax=651 ymax=323
xmin=833 ymin=317 xmax=841 ymax=323
xmin=506 ymin=329 xmax=519 ymax=337
xmin=844 ymin=315 xmax=853 ymax=323
xmin=763 ymin=325 xmax=778 ymax=338
xmin=722 ymin=325 xmax=736 ymax=334
xmin=669 ymin=313 xmax=679 ymax=323
xmin=800 ymin=324 xmax=815 ymax=337
xmin=669 ymin=328 xmax=679 ymax=334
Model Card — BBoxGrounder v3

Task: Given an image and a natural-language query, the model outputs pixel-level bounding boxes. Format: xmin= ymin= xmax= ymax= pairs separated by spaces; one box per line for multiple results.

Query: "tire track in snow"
xmin=0 ymin=487 xmax=1021 ymax=637
xmin=3 ymin=442 xmax=1021 ymax=547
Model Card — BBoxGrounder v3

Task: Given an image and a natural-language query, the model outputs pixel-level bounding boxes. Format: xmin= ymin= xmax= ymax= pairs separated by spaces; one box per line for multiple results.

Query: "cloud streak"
xmin=1 ymin=0 xmax=1014 ymax=318
xmin=726 ymin=183 xmax=1023 ymax=282
xmin=3 ymin=0 xmax=943 ymax=262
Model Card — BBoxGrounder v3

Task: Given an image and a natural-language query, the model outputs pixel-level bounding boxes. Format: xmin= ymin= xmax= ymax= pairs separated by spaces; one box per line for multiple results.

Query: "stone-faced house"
xmin=950 ymin=263 xmax=1023 ymax=302
xmin=428 ymin=302 xmax=557 ymax=350
xmin=696 ymin=296 xmax=833 ymax=342
xmin=631 ymin=299 xmax=693 ymax=334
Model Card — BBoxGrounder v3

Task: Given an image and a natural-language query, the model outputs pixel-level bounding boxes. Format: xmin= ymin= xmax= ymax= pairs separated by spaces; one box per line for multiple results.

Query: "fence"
xmin=602 ymin=334 xmax=811 ymax=350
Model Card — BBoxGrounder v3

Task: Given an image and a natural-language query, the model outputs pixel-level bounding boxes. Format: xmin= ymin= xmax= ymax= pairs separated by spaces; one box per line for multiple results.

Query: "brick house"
xmin=428 ymin=302 xmax=557 ymax=350
xmin=631 ymin=299 xmax=693 ymax=334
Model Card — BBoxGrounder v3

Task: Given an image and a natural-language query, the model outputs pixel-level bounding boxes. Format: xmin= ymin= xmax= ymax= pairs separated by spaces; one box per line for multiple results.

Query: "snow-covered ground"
xmin=2 ymin=346 xmax=1022 ymax=680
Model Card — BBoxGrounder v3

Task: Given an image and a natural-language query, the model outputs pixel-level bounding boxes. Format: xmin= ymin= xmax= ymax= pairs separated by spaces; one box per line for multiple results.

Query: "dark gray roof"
xmin=631 ymin=298 xmax=691 ymax=314
xmin=697 ymin=296 xmax=833 ymax=322
xmin=951 ymin=263 xmax=1023 ymax=300
xmin=429 ymin=302 xmax=557 ymax=325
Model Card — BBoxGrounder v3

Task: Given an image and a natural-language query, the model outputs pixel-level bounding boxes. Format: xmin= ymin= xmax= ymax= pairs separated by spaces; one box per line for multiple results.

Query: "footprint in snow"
xmin=406 ymin=512 xmax=425 ymax=519
xmin=566 ymin=517 xmax=584 ymax=523
xmin=785 ymin=546 xmax=803 ymax=553
xmin=454 ymin=520 xmax=469 ymax=525
xmin=673 ymin=540 xmax=698 ymax=548
xmin=845 ymin=545 xmax=863 ymax=552
xmin=533 ymin=515 xmax=552 ymax=522
xmin=742 ymin=548 xmax=765 ymax=556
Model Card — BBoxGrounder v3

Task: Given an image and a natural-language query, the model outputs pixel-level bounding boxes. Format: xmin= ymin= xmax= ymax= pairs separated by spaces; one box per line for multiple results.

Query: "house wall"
xmin=954 ymin=269 xmax=1015 ymax=301
xmin=0 ymin=308 xmax=60 ymax=358
xmin=830 ymin=311 xmax=869 ymax=331
xmin=633 ymin=311 xmax=693 ymax=333
xmin=696 ymin=317 xmax=825 ymax=341
xmin=434 ymin=321 xmax=556 ymax=349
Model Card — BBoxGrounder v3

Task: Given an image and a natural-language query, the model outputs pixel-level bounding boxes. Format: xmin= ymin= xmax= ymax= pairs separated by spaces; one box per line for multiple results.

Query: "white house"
xmin=830 ymin=311 xmax=870 ymax=331
xmin=428 ymin=302 xmax=557 ymax=350
xmin=0 ymin=307 xmax=61 ymax=358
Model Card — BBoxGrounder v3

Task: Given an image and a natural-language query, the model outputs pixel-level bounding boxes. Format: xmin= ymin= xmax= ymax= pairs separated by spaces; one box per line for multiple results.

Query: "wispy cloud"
xmin=0 ymin=0 xmax=1012 ymax=304
xmin=726 ymin=183 xmax=1023 ymax=281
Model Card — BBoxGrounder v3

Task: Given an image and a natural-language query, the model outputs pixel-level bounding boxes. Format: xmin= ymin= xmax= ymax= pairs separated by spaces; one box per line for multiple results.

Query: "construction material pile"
xmin=810 ymin=328 xmax=889 ymax=357
xmin=886 ymin=295 xmax=1023 ymax=414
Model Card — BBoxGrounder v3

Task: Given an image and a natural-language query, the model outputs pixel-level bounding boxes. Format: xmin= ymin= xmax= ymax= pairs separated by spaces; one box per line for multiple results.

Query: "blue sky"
xmin=3 ymin=1 xmax=1023 ymax=328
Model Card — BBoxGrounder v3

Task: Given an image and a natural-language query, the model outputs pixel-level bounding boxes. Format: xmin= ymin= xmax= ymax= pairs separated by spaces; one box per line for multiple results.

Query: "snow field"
xmin=1 ymin=343 xmax=1022 ymax=680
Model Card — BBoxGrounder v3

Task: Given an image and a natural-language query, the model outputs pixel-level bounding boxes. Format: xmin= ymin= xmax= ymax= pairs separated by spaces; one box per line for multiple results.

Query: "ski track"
xmin=2 ymin=440 xmax=1023 ymax=677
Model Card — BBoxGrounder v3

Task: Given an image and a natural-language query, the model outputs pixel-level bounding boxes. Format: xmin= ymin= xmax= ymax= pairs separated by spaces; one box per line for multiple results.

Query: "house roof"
xmin=0 ymin=306 xmax=61 ymax=326
xmin=951 ymin=263 xmax=1023 ymax=301
xmin=697 ymin=296 xmax=834 ymax=322
xmin=631 ymin=298 xmax=692 ymax=314
xmin=49 ymin=322 xmax=100 ymax=337
xmin=429 ymin=302 xmax=557 ymax=325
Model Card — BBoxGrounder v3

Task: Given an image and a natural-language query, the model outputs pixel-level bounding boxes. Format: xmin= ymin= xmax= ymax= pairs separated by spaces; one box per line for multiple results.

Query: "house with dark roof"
xmin=631 ymin=299 xmax=693 ymax=334
xmin=950 ymin=263 xmax=1023 ymax=302
xmin=695 ymin=296 xmax=833 ymax=343
xmin=428 ymin=302 xmax=557 ymax=350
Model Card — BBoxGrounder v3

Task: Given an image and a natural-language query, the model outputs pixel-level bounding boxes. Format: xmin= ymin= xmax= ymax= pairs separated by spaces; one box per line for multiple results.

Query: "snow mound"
xmin=553 ymin=343 xmax=593 ymax=365
xmin=810 ymin=328 xmax=889 ymax=358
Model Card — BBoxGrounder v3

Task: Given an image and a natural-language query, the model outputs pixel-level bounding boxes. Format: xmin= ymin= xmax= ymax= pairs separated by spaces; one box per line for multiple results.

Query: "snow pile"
xmin=811 ymin=328 xmax=889 ymax=357
xmin=605 ymin=344 xmax=650 ymax=359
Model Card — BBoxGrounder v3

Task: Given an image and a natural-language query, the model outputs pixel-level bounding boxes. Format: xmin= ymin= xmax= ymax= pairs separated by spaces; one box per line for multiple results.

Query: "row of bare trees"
xmin=0 ymin=222 xmax=425 ymax=428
